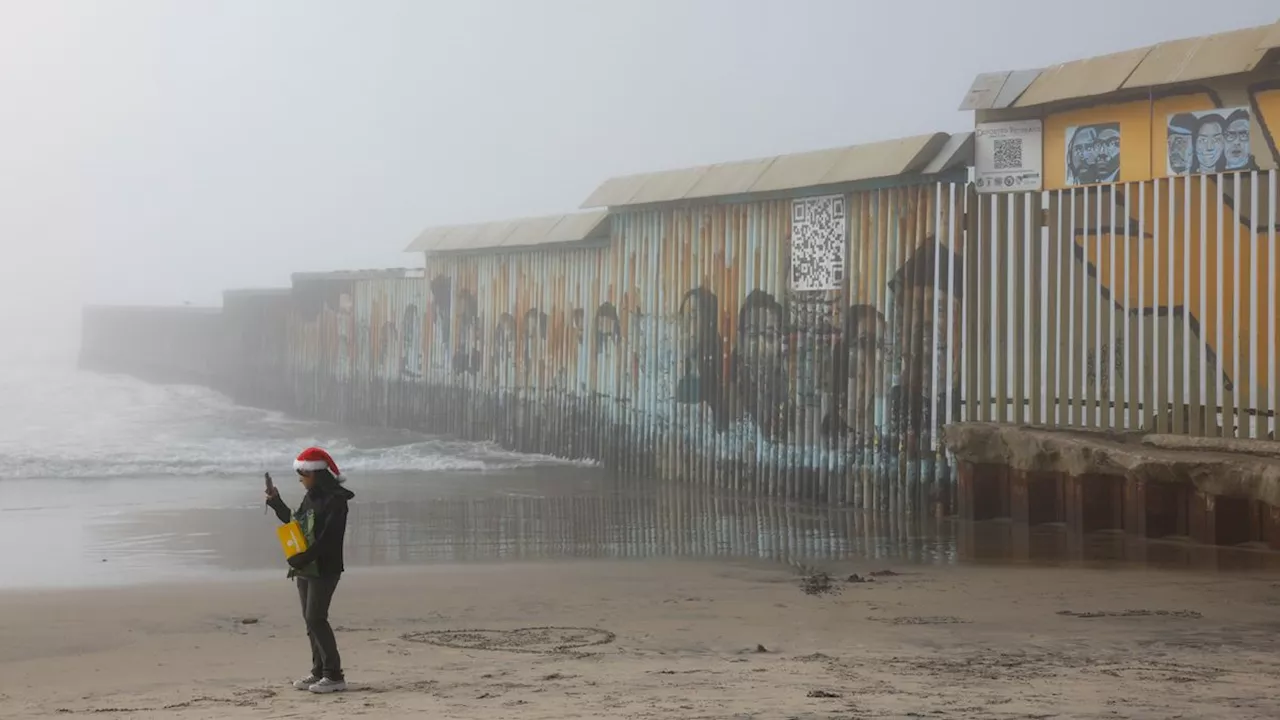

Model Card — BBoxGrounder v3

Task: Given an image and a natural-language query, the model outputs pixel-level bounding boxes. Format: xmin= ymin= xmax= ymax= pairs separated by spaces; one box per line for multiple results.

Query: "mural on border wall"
xmin=1044 ymin=83 xmax=1280 ymax=408
xmin=1065 ymin=122 xmax=1121 ymax=186
xmin=283 ymin=185 xmax=964 ymax=511
xmin=103 ymin=32 xmax=1280 ymax=525
xmin=453 ymin=289 xmax=482 ymax=375
xmin=1166 ymin=107 xmax=1257 ymax=176
xmin=276 ymin=78 xmax=1280 ymax=506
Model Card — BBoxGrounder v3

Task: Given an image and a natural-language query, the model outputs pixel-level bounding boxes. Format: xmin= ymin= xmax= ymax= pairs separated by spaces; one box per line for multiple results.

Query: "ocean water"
xmin=0 ymin=362 xmax=579 ymax=482
xmin=0 ymin=359 xmax=606 ymax=587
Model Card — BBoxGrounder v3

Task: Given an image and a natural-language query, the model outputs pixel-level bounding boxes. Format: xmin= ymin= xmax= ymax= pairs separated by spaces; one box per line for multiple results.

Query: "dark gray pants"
xmin=296 ymin=574 xmax=342 ymax=680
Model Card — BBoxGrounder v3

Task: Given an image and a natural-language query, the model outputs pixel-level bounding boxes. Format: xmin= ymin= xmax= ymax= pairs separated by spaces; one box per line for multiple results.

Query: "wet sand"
xmin=0 ymin=468 xmax=963 ymax=588
xmin=11 ymin=468 xmax=1279 ymax=590
xmin=4 ymin=558 xmax=1280 ymax=719
xmin=6 ymin=469 xmax=1280 ymax=717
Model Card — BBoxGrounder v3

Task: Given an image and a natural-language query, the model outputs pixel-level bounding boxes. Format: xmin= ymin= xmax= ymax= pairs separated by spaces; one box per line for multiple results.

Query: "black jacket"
xmin=268 ymin=479 xmax=354 ymax=576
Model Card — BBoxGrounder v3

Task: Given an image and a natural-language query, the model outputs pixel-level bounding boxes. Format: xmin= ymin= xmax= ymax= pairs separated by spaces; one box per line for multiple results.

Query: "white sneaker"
xmin=293 ymin=675 xmax=321 ymax=690
xmin=308 ymin=678 xmax=348 ymax=694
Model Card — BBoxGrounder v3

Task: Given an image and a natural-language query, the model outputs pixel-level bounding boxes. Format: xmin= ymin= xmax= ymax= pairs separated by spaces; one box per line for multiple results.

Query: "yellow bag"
xmin=276 ymin=520 xmax=309 ymax=559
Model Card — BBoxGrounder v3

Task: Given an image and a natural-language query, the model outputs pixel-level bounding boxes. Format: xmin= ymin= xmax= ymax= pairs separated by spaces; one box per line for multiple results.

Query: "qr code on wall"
xmin=993 ymin=138 xmax=1023 ymax=170
xmin=791 ymin=195 xmax=846 ymax=292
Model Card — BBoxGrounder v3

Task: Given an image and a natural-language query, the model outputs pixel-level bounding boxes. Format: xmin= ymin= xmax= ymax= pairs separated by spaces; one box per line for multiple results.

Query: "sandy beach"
xmin=4 ymin=558 xmax=1280 ymax=719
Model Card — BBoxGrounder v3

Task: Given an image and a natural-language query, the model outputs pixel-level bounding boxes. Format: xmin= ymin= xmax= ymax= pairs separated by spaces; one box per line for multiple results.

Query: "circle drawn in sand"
xmin=873 ymin=615 xmax=969 ymax=626
xmin=401 ymin=626 xmax=616 ymax=655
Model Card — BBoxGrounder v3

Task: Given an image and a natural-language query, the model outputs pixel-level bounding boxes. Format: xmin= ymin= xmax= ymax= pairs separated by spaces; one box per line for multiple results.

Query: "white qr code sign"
xmin=975 ymin=119 xmax=1043 ymax=193
xmin=790 ymin=195 xmax=846 ymax=291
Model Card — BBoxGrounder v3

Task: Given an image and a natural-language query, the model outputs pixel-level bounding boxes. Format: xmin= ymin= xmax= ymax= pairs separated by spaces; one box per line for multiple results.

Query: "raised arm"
xmin=266 ymin=490 xmax=292 ymax=525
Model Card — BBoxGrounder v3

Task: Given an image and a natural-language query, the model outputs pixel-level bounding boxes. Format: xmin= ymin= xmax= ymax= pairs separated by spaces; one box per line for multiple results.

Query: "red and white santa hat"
xmin=293 ymin=447 xmax=346 ymax=484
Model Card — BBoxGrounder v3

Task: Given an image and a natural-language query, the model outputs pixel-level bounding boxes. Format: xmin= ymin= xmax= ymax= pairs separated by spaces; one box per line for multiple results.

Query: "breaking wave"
xmin=0 ymin=363 xmax=591 ymax=480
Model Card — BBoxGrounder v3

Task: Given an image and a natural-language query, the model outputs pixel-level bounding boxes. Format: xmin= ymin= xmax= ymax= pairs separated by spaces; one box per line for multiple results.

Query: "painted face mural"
xmin=592 ymin=302 xmax=621 ymax=399
xmin=593 ymin=302 xmax=620 ymax=356
xmin=1224 ymin=110 xmax=1252 ymax=170
xmin=429 ymin=276 xmax=452 ymax=371
xmin=1167 ymin=113 xmax=1196 ymax=175
xmin=734 ymin=290 xmax=788 ymax=440
xmin=842 ymin=304 xmax=886 ymax=434
xmin=452 ymin=289 xmax=481 ymax=375
xmin=492 ymin=313 xmax=517 ymax=387
xmin=625 ymin=308 xmax=648 ymax=396
xmin=1168 ymin=134 xmax=1192 ymax=174
xmin=1066 ymin=123 xmax=1120 ymax=186
xmin=740 ymin=299 xmax=783 ymax=372
xmin=571 ymin=309 xmax=584 ymax=347
xmin=788 ymin=296 xmax=838 ymax=441
xmin=522 ymin=308 xmax=547 ymax=382
xmin=1096 ymin=127 xmax=1120 ymax=182
xmin=676 ymin=288 xmax=719 ymax=405
xmin=379 ymin=320 xmax=399 ymax=378
xmin=1167 ymin=108 xmax=1253 ymax=176
xmin=1068 ymin=126 xmax=1099 ymax=185
xmin=1194 ymin=114 xmax=1226 ymax=173
xmin=400 ymin=304 xmax=422 ymax=380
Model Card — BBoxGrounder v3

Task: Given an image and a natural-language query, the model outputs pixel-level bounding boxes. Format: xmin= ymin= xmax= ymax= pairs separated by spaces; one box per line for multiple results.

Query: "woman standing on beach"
xmin=266 ymin=447 xmax=355 ymax=694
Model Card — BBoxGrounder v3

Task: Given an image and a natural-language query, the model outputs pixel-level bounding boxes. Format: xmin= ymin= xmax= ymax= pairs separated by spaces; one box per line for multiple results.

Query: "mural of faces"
xmin=739 ymin=294 xmax=784 ymax=372
xmin=1195 ymin=114 xmax=1226 ymax=173
xmin=734 ymin=290 xmax=788 ymax=440
xmin=1224 ymin=110 xmax=1252 ymax=170
xmin=787 ymin=298 xmax=838 ymax=421
xmin=593 ymin=302 xmax=620 ymax=355
xmin=495 ymin=313 xmax=517 ymax=357
xmin=429 ymin=275 xmax=452 ymax=370
xmin=452 ymin=289 xmax=481 ymax=375
xmin=522 ymin=308 xmax=548 ymax=375
xmin=1097 ymin=127 xmax=1120 ymax=179
xmin=842 ymin=304 xmax=886 ymax=432
xmin=571 ymin=308 xmax=584 ymax=347
xmin=1066 ymin=122 xmax=1120 ymax=186
xmin=625 ymin=309 xmax=648 ymax=393
xmin=1168 ymin=107 xmax=1254 ymax=176
xmin=1166 ymin=113 xmax=1196 ymax=175
xmin=491 ymin=313 xmax=516 ymax=386
xmin=400 ymin=304 xmax=422 ymax=379
xmin=379 ymin=320 xmax=399 ymax=377
xmin=676 ymin=288 xmax=720 ymax=406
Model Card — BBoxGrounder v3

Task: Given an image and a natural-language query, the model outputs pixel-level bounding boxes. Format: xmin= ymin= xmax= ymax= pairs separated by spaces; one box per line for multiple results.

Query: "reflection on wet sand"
xmin=95 ymin=470 xmax=1280 ymax=580
xmin=958 ymin=520 xmax=1280 ymax=572
xmin=346 ymin=481 xmax=957 ymax=568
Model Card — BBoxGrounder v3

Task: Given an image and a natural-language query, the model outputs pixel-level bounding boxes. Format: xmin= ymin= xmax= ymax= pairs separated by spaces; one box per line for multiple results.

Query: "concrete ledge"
xmin=943 ymin=422 xmax=1280 ymax=507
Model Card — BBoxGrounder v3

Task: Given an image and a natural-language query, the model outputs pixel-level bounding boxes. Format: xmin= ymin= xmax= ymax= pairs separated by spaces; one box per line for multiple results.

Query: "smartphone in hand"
xmin=264 ymin=473 xmax=278 ymax=511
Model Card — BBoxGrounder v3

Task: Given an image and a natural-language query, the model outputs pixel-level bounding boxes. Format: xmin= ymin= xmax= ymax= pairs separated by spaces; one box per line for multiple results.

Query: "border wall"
xmin=78 ymin=21 xmax=1280 ymax=530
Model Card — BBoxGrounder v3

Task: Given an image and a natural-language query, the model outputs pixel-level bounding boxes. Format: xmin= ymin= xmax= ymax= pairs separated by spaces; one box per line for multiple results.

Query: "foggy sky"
xmin=2 ymin=0 xmax=1276 ymax=360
